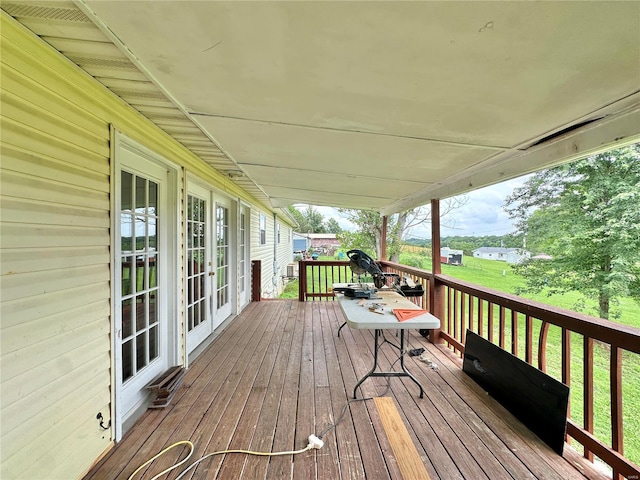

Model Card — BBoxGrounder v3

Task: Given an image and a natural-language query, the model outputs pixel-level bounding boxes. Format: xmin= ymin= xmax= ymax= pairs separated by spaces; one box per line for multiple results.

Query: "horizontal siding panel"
xmin=1 ymin=350 xmax=109 ymax=436
xmin=1 ymin=263 xmax=109 ymax=303
xmin=0 ymin=245 xmax=109 ymax=275
xmin=2 ymin=368 xmax=110 ymax=479
xmin=1 ymin=299 xmax=110 ymax=355
xmin=1 ymin=144 xmax=109 ymax=193
xmin=0 ymin=223 xmax=108 ymax=249
xmin=1 ymin=63 xmax=107 ymax=137
xmin=0 ymin=36 xmax=122 ymax=121
xmin=0 ymin=169 xmax=109 ymax=210
xmin=1 ymin=196 xmax=108 ymax=228
xmin=1 ymin=281 xmax=110 ymax=327
xmin=30 ymin=406 xmax=112 ymax=480
xmin=1 ymin=116 xmax=109 ymax=168
xmin=1 ymin=89 xmax=107 ymax=154
xmin=1 ymin=313 xmax=109 ymax=384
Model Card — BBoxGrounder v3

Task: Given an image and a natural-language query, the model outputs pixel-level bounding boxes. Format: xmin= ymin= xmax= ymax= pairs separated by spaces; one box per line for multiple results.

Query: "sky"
xmin=311 ymin=175 xmax=531 ymax=239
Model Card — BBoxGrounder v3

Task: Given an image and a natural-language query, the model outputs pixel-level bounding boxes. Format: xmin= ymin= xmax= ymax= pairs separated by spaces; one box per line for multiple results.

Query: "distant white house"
xmin=473 ymin=247 xmax=531 ymax=264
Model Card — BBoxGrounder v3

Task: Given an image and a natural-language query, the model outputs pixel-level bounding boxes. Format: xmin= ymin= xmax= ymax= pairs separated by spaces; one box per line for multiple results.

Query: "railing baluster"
xmin=538 ymin=321 xmax=549 ymax=372
xmin=462 ymin=292 xmax=468 ymax=344
xmin=453 ymin=287 xmax=459 ymax=351
xmin=478 ymin=298 xmax=484 ymax=337
xmin=447 ymin=287 xmax=453 ymax=348
xmin=525 ymin=315 xmax=533 ymax=364
xmin=584 ymin=335 xmax=594 ymax=461
xmin=611 ymin=345 xmax=623 ymax=480
xmin=488 ymin=302 xmax=494 ymax=344
xmin=511 ymin=310 xmax=518 ymax=356
xmin=468 ymin=292 xmax=475 ymax=337
xmin=562 ymin=327 xmax=571 ymax=433
xmin=499 ymin=306 xmax=506 ymax=349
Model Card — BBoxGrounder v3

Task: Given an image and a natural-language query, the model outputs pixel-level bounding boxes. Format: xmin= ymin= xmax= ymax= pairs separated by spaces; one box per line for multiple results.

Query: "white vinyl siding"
xmin=250 ymin=211 xmax=294 ymax=298
xmin=1 ymin=19 xmax=112 ymax=479
xmin=276 ymin=223 xmax=294 ymax=290
xmin=251 ymin=209 xmax=275 ymax=297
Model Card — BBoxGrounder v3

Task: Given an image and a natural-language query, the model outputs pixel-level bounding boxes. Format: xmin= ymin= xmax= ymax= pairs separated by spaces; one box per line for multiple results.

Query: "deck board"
xmin=85 ymin=300 xmax=601 ymax=480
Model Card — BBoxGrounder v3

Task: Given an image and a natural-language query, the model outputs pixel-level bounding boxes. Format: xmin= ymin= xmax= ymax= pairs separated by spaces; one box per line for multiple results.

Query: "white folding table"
xmin=334 ymin=285 xmax=440 ymax=398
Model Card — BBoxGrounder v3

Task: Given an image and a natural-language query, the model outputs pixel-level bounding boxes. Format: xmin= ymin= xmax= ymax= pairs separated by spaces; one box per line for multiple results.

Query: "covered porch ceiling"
xmin=3 ymin=1 xmax=639 ymax=215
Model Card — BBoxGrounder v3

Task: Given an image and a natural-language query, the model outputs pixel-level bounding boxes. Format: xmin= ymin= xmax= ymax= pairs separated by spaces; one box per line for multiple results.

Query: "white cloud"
xmin=417 ymin=176 xmax=531 ymax=238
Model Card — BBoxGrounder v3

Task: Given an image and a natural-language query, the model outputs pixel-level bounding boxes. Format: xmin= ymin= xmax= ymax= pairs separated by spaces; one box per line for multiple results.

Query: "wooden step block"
xmin=146 ymin=366 xmax=185 ymax=409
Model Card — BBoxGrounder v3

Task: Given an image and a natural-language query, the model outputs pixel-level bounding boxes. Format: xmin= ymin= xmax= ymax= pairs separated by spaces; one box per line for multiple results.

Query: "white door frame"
xmin=111 ymin=131 xmax=180 ymax=441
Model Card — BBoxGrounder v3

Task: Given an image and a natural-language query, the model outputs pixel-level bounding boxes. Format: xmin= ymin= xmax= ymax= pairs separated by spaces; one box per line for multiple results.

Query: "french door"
xmin=114 ymin=135 xmax=177 ymax=439
xmin=186 ymin=185 xmax=235 ymax=353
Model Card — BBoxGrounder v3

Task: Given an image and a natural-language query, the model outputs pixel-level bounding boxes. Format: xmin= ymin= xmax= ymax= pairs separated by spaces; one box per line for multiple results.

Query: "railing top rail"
xmin=301 ymin=260 xmax=639 ymax=353
xmin=380 ymin=260 xmax=434 ymax=279
xmin=433 ymin=273 xmax=640 ymax=353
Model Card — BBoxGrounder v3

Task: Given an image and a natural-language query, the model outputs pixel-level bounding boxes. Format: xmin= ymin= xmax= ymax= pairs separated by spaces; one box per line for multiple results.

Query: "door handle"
xmin=209 ymin=271 xmax=215 ymax=276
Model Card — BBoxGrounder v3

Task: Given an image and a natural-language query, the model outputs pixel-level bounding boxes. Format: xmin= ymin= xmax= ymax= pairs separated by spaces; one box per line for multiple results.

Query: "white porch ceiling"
xmin=3 ymin=1 xmax=639 ymax=215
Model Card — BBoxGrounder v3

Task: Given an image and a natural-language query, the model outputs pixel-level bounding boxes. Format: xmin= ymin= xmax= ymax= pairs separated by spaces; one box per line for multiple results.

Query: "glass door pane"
xmin=120 ymin=171 xmax=160 ymax=383
xmin=187 ymin=195 xmax=207 ymax=332
xmin=239 ymin=211 xmax=246 ymax=294
xmin=216 ymin=204 xmax=230 ymax=318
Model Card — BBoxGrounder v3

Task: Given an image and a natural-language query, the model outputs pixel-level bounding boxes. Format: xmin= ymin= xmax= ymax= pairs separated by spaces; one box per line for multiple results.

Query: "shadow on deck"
xmin=85 ymin=300 xmax=604 ymax=480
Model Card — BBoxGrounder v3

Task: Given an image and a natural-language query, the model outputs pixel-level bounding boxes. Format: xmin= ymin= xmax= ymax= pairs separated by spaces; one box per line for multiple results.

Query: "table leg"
xmin=353 ymin=329 xmax=381 ymax=398
xmin=353 ymin=329 xmax=425 ymax=399
xmin=399 ymin=330 xmax=424 ymax=398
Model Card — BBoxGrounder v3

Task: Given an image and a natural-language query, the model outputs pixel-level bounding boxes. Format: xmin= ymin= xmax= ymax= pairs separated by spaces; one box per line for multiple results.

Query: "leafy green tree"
xmin=504 ymin=144 xmax=640 ymax=320
xmin=336 ymin=197 xmax=467 ymax=262
xmin=288 ymin=205 xmax=327 ymax=233
xmin=325 ymin=217 xmax=343 ymax=233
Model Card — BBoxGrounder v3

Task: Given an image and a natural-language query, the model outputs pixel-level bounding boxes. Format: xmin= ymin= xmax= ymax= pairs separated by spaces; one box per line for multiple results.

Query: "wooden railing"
xmin=298 ymin=260 xmax=352 ymax=301
xmin=298 ymin=259 xmax=640 ymax=479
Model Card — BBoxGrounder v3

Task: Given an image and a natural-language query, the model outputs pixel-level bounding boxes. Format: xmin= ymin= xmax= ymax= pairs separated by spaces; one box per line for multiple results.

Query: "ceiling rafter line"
xmin=255 ymin=185 xmax=396 ymax=201
xmin=188 ymin=111 xmax=510 ymax=151
xmin=237 ymin=164 xmax=432 ymax=185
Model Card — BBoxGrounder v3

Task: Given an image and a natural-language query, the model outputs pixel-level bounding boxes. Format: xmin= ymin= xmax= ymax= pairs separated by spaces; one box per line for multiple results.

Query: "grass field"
xmin=283 ymin=255 xmax=640 ymax=466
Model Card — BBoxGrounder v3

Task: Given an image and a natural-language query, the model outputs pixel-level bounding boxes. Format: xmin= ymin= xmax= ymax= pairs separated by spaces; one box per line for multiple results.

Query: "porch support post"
xmin=381 ymin=215 xmax=388 ymax=260
xmin=430 ymin=199 xmax=444 ymax=344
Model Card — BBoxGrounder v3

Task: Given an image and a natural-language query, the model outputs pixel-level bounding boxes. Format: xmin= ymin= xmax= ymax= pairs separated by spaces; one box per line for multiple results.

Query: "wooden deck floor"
xmin=85 ymin=300 xmax=603 ymax=480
